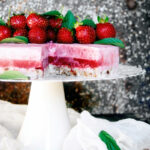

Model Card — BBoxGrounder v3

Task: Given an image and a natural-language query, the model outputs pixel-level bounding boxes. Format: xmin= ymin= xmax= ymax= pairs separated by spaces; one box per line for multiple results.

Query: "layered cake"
xmin=48 ymin=43 xmax=119 ymax=77
xmin=0 ymin=44 xmax=49 ymax=79
xmin=0 ymin=43 xmax=119 ymax=79
xmin=0 ymin=10 xmax=124 ymax=79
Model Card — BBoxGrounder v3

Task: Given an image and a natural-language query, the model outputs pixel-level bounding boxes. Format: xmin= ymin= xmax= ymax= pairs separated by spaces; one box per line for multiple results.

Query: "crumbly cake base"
xmin=47 ymin=64 xmax=118 ymax=77
xmin=0 ymin=65 xmax=118 ymax=79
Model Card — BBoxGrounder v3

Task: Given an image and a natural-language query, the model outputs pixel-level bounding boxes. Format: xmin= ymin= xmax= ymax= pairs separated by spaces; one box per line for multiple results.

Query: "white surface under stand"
xmin=0 ymin=65 xmax=144 ymax=150
xmin=17 ymin=81 xmax=71 ymax=150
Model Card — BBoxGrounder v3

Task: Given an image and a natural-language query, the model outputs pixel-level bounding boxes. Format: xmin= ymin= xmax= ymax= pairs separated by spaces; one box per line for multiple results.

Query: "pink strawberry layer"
xmin=0 ymin=44 xmax=49 ymax=70
xmin=48 ymin=43 xmax=119 ymax=69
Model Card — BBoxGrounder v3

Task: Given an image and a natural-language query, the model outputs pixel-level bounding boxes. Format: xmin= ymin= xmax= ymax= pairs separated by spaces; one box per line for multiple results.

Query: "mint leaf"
xmin=0 ymin=71 xmax=28 ymax=80
xmin=15 ymin=36 xmax=28 ymax=43
xmin=62 ymin=10 xmax=76 ymax=30
xmin=42 ymin=10 xmax=62 ymax=18
xmin=0 ymin=36 xmax=28 ymax=44
xmin=82 ymin=19 xmax=96 ymax=28
xmin=94 ymin=38 xmax=125 ymax=48
xmin=0 ymin=18 xmax=6 ymax=26
xmin=99 ymin=130 xmax=121 ymax=150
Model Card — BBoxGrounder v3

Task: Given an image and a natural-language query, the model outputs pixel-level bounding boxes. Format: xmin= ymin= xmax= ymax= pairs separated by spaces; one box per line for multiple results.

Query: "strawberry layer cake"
xmin=0 ymin=44 xmax=49 ymax=79
xmin=48 ymin=43 xmax=119 ymax=77
xmin=0 ymin=10 xmax=124 ymax=79
xmin=0 ymin=43 xmax=119 ymax=79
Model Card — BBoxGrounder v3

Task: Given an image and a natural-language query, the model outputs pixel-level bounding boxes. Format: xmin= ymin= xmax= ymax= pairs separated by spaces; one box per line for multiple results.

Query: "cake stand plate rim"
xmin=0 ymin=65 xmax=145 ymax=83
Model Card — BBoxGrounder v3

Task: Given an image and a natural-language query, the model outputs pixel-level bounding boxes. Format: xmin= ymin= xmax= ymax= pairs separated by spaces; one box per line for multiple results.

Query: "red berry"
xmin=13 ymin=29 xmax=28 ymax=37
xmin=47 ymin=29 xmax=56 ymax=41
xmin=10 ymin=15 xmax=26 ymax=29
xmin=49 ymin=18 xmax=62 ymax=29
xmin=28 ymin=27 xmax=47 ymax=44
xmin=0 ymin=26 xmax=11 ymax=41
xmin=75 ymin=26 xmax=96 ymax=44
xmin=27 ymin=13 xmax=49 ymax=29
xmin=96 ymin=23 xmax=116 ymax=39
xmin=57 ymin=28 xmax=74 ymax=43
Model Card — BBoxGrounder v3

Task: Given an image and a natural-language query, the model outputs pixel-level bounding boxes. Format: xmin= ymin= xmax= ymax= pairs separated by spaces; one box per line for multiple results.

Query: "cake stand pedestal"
xmin=0 ymin=65 xmax=145 ymax=150
xmin=18 ymin=81 xmax=70 ymax=150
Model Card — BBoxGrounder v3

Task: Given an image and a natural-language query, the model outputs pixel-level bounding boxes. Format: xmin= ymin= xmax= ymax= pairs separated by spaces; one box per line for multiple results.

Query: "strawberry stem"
xmin=74 ymin=21 xmax=83 ymax=28
xmin=76 ymin=16 xmax=82 ymax=23
xmin=97 ymin=15 xmax=109 ymax=23
xmin=7 ymin=6 xmax=11 ymax=26
xmin=58 ymin=7 xmax=64 ymax=19
xmin=74 ymin=16 xmax=83 ymax=28
xmin=60 ymin=6 xmax=64 ymax=14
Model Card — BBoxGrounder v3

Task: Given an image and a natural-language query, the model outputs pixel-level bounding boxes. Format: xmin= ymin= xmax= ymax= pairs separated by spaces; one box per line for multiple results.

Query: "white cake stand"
xmin=0 ymin=65 xmax=145 ymax=150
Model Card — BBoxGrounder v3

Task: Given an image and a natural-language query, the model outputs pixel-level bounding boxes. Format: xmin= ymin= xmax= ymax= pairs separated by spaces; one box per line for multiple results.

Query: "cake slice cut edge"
xmin=47 ymin=43 xmax=119 ymax=77
xmin=0 ymin=44 xmax=49 ymax=79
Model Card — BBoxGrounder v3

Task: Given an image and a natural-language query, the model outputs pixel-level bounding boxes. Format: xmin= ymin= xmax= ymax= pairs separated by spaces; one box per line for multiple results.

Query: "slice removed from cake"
xmin=48 ymin=43 xmax=119 ymax=77
xmin=0 ymin=44 xmax=49 ymax=79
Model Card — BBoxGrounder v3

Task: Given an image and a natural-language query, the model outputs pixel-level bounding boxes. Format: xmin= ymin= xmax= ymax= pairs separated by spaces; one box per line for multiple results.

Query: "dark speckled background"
xmin=0 ymin=0 xmax=149 ymax=122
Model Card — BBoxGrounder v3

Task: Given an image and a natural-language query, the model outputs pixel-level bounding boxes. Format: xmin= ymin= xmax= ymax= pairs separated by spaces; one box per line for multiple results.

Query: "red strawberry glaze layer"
xmin=49 ymin=56 xmax=101 ymax=68
xmin=0 ymin=60 xmax=43 ymax=69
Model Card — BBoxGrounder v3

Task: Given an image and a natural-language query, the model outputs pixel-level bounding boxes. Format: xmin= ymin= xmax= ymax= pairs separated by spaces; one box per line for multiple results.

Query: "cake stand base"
xmin=17 ymin=81 xmax=71 ymax=150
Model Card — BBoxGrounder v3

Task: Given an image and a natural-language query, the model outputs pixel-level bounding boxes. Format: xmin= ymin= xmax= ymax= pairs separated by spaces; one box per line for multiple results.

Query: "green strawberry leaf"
xmin=94 ymin=38 xmax=125 ymax=48
xmin=82 ymin=19 xmax=96 ymax=28
xmin=0 ymin=18 xmax=6 ymax=26
xmin=0 ymin=70 xmax=28 ymax=80
xmin=0 ymin=36 xmax=28 ymax=44
xmin=97 ymin=15 xmax=109 ymax=23
xmin=62 ymin=10 xmax=76 ymax=30
xmin=99 ymin=130 xmax=121 ymax=150
xmin=41 ymin=10 xmax=62 ymax=18
xmin=105 ymin=16 xmax=109 ymax=22
xmin=97 ymin=16 xmax=101 ymax=23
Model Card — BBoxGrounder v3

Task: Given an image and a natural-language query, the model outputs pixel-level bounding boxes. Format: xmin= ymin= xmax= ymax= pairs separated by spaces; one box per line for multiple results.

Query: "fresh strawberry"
xmin=0 ymin=25 xmax=11 ymax=41
xmin=28 ymin=27 xmax=47 ymax=44
xmin=75 ymin=26 xmax=96 ymax=44
xmin=96 ymin=16 xmax=116 ymax=39
xmin=10 ymin=15 xmax=26 ymax=29
xmin=13 ymin=29 xmax=28 ymax=37
xmin=47 ymin=29 xmax=56 ymax=41
xmin=49 ymin=17 xmax=62 ymax=29
xmin=27 ymin=13 xmax=49 ymax=29
xmin=57 ymin=27 xmax=74 ymax=43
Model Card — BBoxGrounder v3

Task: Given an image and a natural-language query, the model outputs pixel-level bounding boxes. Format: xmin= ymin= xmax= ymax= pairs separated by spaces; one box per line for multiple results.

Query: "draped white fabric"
xmin=0 ymin=100 xmax=150 ymax=150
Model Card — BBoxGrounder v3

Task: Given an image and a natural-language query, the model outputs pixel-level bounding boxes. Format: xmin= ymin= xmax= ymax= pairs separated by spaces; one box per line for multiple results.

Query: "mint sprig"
xmin=62 ymin=10 xmax=76 ymax=30
xmin=0 ymin=70 xmax=28 ymax=80
xmin=82 ymin=19 xmax=96 ymax=28
xmin=94 ymin=38 xmax=125 ymax=48
xmin=41 ymin=10 xmax=62 ymax=18
xmin=0 ymin=36 xmax=28 ymax=44
xmin=99 ymin=130 xmax=121 ymax=150
xmin=0 ymin=18 xmax=6 ymax=26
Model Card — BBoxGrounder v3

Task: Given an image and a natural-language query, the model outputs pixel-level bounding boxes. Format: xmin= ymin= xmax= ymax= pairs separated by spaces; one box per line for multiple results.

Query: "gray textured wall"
xmin=0 ymin=0 xmax=150 ymax=122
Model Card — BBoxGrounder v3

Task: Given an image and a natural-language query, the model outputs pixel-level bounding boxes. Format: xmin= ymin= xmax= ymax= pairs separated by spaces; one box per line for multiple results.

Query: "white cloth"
xmin=0 ymin=100 xmax=150 ymax=150
xmin=0 ymin=100 xmax=26 ymax=150
xmin=63 ymin=111 xmax=150 ymax=150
